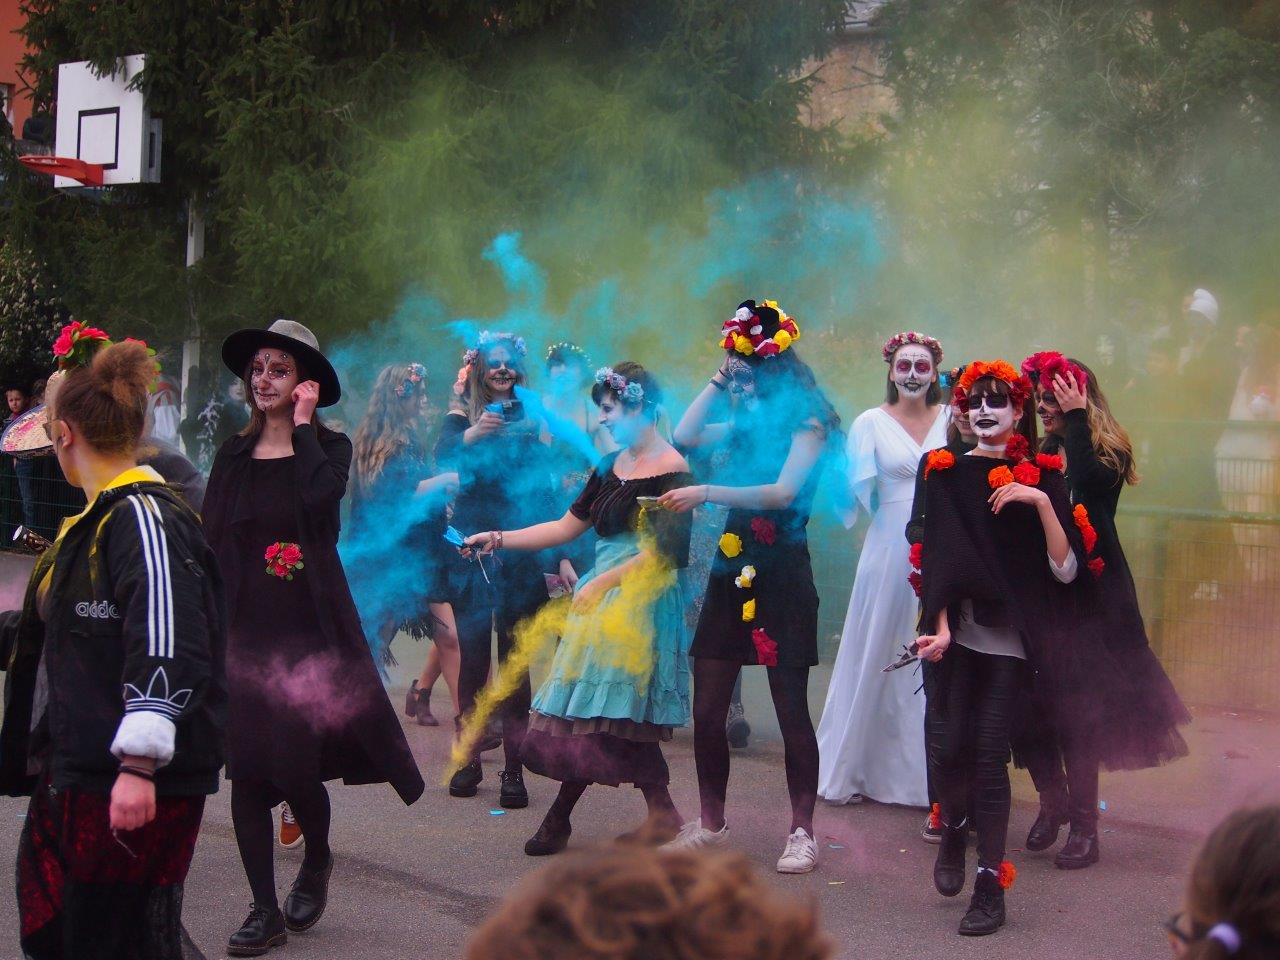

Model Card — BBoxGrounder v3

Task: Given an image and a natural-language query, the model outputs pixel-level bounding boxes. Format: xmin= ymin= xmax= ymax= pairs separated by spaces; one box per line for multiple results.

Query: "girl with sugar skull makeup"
xmin=817 ymin=333 xmax=948 ymax=815
xmin=1016 ymin=353 xmax=1188 ymax=871
xmin=912 ymin=360 xmax=1086 ymax=937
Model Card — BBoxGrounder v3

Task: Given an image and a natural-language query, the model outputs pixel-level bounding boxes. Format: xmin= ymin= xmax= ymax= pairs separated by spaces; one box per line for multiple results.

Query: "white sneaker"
xmin=664 ymin=819 xmax=730 ymax=851
xmin=776 ymin=827 xmax=819 ymax=874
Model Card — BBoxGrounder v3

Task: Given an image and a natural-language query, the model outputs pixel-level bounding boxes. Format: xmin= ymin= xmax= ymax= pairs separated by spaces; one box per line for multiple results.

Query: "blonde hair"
xmin=1070 ymin=359 xmax=1139 ymax=486
xmin=352 ymin=363 xmax=423 ymax=491
xmin=466 ymin=845 xmax=832 ymax=960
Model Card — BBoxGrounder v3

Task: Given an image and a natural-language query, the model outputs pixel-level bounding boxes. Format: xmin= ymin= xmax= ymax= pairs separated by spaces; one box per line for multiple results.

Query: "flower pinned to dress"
xmin=719 ymin=533 xmax=743 ymax=558
xmin=1088 ymin=557 xmax=1106 ymax=578
xmin=908 ymin=570 xmax=923 ymax=597
xmin=752 ymin=628 xmax=779 ymax=667
xmin=734 ymin=565 xmax=757 ymax=589
xmin=1012 ymin=462 xmax=1041 ymax=486
xmin=750 ymin=516 xmax=776 ymax=545
xmin=742 ymin=598 xmax=757 ymax=622
xmin=997 ymin=861 xmax=1017 ymax=890
xmin=988 ymin=465 xmax=1015 ymax=489
xmin=265 ymin=542 xmax=304 ymax=580
xmin=1073 ymin=504 xmax=1099 ymax=553
xmin=1035 ymin=452 xmax=1064 ymax=473
xmin=1004 ymin=434 xmax=1030 ymax=463
xmin=925 ymin=449 xmax=955 ymax=477
xmin=909 ymin=542 xmax=923 ymax=569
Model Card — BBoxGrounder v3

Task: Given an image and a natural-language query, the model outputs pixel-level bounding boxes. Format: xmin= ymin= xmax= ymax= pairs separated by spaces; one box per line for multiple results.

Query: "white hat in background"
xmin=1188 ymin=288 xmax=1220 ymax=325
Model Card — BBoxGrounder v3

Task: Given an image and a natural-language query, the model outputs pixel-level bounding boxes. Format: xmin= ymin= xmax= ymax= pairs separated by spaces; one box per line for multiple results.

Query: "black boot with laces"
xmin=958 ymin=869 xmax=1006 ymax=936
xmin=227 ymin=904 xmax=287 ymax=956
xmin=500 ymin=768 xmax=529 ymax=809
xmin=933 ymin=818 xmax=967 ymax=897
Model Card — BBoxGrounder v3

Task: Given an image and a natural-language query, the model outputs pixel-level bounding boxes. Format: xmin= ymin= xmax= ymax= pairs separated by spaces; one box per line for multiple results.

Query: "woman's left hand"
xmin=1052 ymin=372 xmax=1087 ymax=413
xmin=292 ymin=380 xmax=322 ymax=426
xmin=988 ymin=482 xmax=1048 ymax=515
xmin=559 ymin=558 xmax=579 ymax=589
xmin=573 ymin=576 xmax=610 ymax=610
xmin=657 ymin=486 xmax=704 ymax=513
xmin=110 ymin=772 xmax=157 ymax=831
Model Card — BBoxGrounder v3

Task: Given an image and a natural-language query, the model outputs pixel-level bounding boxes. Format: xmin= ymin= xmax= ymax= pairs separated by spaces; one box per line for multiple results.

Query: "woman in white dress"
xmin=817 ymin=332 xmax=948 ymax=808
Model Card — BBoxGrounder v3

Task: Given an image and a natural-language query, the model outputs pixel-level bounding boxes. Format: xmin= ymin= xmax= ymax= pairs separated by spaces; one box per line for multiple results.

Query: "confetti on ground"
xmin=828 ymin=844 xmax=845 ymax=850
xmin=1099 ymin=800 xmax=1108 ymax=811
xmin=488 ymin=809 xmax=506 ymax=816
xmin=828 ymin=881 xmax=846 ymax=886
xmin=899 ymin=848 xmax=907 ymax=853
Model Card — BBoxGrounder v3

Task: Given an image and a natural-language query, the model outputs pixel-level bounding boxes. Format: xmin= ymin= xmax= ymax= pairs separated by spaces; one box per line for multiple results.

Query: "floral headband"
xmin=545 ymin=341 xmax=589 ymax=365
xmin=1021 ymin=351 xmax=1089 ymax=392
xmin=882 ymin=331 xmax=944 ymax=366
xmin=395 ymin=362 xmax=426 ymax=398
xmin=719 ymin=299 xmax=800 ymax=358
xmin=52 ymin=320 xmax=158 ymax=375
xmin=595 ymin=367 xmax=646 ymax=404
xmin=957 ymin=359 xmax=1033 ymax=409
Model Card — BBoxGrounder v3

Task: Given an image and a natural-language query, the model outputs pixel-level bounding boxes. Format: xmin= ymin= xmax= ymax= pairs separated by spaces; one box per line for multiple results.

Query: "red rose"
xmin=80 ymin=326 xmax=110 ymax=342
xmin=1082 ymin=526 xmax=1098 ymax=554
xmin=1004 ymin=435 xmax=1030 ymax=462
xmin=907 ymin=570 xmax=923 ymax=597
xmin=1088 ymin=557 xmax=1106 ymax=578
xmin=273 ymin=561 xmax=291 ymax=579
xmin=52 ymin=330 xmax=75 ymax=358
xmin=281 ymin=543 xmax=302 ymax=565
xmin=265 ymin=543 xmax=282 ymax=561
xmin=909 ymin=542 xmax=923 ymax=569
xmin=1035 ymin=453 xmax=1064 ymax=472
xmin=1012 ymin=462 xmax=1041 ymax=486
xmin=751 ymin=628 xmax=779 ymax=667
xmin=750 ymin=516 xmax=777 ymax=546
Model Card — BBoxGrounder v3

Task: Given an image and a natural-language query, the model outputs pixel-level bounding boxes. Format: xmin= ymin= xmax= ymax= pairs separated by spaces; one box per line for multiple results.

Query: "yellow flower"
xmin=742 ymin=598 xmax=756 ymax=622
xmin=734 ymin=565 xmax=757 ymax=589
xmin=719 ymin=533 xmax=743 ymax=558
xmin=774 ymin=329 xmax=792 ymax=350
xmin=733 ymin=334 xmax=755 ymax=356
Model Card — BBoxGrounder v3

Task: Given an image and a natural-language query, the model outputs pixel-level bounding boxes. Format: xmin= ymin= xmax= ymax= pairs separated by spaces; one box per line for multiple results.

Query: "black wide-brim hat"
xmin=221 ymin=318 xmax=341 ymax=407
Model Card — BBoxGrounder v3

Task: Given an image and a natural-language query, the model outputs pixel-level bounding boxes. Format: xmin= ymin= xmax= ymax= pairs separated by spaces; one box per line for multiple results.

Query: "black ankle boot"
xmin=933 ymin=820 xmax=967 ymax=897
xmin=414 ymin=686 xmax=438 ymax=726
xmin=449 ymin=759 xmax=483 ymax=797
xmin=228 ymin=904 xmax=287 ymax=956
xmin=283 ymin=856 xmax=333 ymax=932
xmin=404 ymin=679 xmax=420 ymax=718
xmin=1054 ymin=827 xmax=1100 ymax=869
xmin=1026 ymin=802 xmax=1068 ymax=852
xmin=524 ymin=813 xmax=571 ymax=856
xmin=958 ymin=870 xmax=1006 ymax=936
xmin=500 ymin=769 xmax=529 ymax=809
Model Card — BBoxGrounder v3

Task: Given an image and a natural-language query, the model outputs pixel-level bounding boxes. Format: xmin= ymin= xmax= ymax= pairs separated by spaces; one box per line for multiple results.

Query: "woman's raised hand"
xmin=292 ymin=380 xmax=321 ymax=426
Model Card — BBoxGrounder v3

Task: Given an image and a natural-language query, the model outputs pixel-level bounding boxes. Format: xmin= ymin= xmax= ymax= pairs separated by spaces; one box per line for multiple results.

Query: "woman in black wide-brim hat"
xmin=203 ymin=318 xmax=424 ymax=957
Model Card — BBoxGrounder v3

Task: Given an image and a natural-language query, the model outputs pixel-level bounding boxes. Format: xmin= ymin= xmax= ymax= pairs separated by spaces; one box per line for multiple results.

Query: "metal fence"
xmin=3 ymin=418 xmax=1278 ymax=711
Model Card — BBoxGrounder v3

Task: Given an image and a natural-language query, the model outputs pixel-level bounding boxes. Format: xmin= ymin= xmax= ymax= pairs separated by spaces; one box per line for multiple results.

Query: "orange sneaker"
xmin=279 ymin=803 xmax=304 ymax=849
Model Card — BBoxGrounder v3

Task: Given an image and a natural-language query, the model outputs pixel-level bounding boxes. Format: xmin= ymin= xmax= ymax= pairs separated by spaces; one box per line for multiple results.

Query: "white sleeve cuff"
xmin=1049 ymin=550 xmax=1079 ymax=584
xmin=110 ymin=711 xmax=177 ymax=767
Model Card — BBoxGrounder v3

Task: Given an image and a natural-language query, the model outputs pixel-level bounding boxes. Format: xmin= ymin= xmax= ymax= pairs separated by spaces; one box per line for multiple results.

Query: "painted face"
xmin=597 ymin=394 xmax=645 ymax=446
xmin=950 ymin=396 xmax=974 ymax=439
xmin=484 ymin=345 xmax=520 ymax=395
xmin=891 ymin=346 xmax=936 ymax=400
xmin=249 ymin=350 xmax=299 ymax=414
xmin=1035 ymin=386 xmax=1063 ymax=436
xmin=724 ymin=358 xmax=756 ymax=405
xmin=967 ymin=389 xmax=1016 ymax=444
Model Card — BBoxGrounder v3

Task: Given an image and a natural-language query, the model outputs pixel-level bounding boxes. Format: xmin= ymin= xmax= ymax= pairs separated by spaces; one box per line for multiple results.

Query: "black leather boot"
xmin=933 ymin=820 xmax=967 ymax=897
xmin=524 ymin=811 xmax=571 ymax=856
xmin=227 ymin=904 xmax=288 ymax=956
xmin=499 ymin=769 xmax=529 ymax=809
xmin=1055 ymin=827 xmax=1100 ymax=869
xmin=1025 ymin=802 xmax=1069 ymax=852
xmin=958 ymin=869 xmax=1006 ymax=936
xmin=283 ymin=856 xmax=333 ymax=932
xmin=449 ymin=759 xmax=483 ymax=797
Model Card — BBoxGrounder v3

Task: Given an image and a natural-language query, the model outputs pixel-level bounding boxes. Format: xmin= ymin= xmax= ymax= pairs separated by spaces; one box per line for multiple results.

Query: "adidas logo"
xmin=75 ymin=600 xmax=121 ymax=620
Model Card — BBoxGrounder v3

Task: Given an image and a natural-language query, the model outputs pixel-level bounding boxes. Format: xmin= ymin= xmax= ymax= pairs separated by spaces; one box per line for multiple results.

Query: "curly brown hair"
xmin=465 ymin=845 xmax=833 ymax=960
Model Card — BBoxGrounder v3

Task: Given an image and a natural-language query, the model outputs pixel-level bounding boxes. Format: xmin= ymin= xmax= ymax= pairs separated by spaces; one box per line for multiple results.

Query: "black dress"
xmin=690 ymin=422 xmax=824 ymax=668
xmin=203 ymin=425 xmax=423 ymax=804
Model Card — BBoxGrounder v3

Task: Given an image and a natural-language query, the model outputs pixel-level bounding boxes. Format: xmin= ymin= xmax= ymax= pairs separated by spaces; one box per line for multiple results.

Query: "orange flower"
xmin=988 ymin=465 xmax=1015 ymax=489
xmin=997 ymin=861 xmax=1017 ymax=890
xmin=928 ymin=803 xmax=941 ymax=831
xmin=925 ymin=449 xmax=955 ymax=477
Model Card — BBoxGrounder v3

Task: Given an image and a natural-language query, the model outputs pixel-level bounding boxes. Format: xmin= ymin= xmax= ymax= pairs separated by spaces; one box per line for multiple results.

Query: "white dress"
xmin=817 ymin=405 xmax=948 ymax=807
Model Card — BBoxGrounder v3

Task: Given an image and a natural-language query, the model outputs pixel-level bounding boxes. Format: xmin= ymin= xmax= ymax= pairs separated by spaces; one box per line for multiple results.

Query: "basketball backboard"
xmin=52 ymin=54 xmax=161 ymax=188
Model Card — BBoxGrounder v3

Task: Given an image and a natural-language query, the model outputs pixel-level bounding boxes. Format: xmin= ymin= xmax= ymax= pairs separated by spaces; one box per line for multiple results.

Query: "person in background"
xmin=204 ymin=319 xmax=423 ymax=956
xmin=465 ymin=844 xmax=833 ymax=960
xmin=543 ymin=342 xmax=616 ymax=456
xmin=1 ymin=326 xmax=226 ymax=960
xmin=1164 ymin=805 xmax=1280 ymax=958
xmin=5 ymin=385 xmax=39 ymax=531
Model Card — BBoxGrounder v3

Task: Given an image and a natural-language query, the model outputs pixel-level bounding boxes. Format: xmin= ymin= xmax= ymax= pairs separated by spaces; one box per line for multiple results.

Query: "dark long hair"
xmin=746 ymin=348 xmax=842 ymax=443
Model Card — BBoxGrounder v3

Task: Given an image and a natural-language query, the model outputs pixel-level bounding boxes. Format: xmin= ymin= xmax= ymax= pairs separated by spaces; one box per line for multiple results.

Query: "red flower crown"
xmin=956 ymin=359 xmax=1032 ymax=410
xmin=1021 ymin=351 xmax=1088 ymax=392
xmin=719 ymin=299 xmax=800 ymax=358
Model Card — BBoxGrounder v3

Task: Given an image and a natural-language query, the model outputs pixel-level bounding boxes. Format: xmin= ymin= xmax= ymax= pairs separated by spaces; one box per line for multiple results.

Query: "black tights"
xmin=543 ymin=780 xmax=678 ymax=825
xmin=924 ymin=644 xmax=1024 ymax=868
xmin=1023 ymin=723 xmax=1100 ymax=831
xmin=455 ymin=603 xmax=532 ymax=773
xmin=231 ymin=779 xmax=332 ymax=910
xmin=692 ymin=658 xmax=818 ymax=834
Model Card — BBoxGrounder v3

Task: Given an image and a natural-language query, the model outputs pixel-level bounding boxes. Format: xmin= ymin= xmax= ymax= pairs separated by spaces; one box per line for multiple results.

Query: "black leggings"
xmin=692 ymin=657 xmax=818 ymax=834
xmin=231 ymin=779 xmax=332 ymax=910
xmin=924 ymin=644 xmax=1024 ymax=868
xmin=455 ymin=577 xmax=538 ymax=772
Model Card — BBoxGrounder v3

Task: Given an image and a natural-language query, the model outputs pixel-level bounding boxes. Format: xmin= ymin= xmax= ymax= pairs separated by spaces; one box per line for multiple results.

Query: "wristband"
xmin=118 ymin=764 xmax=155 ymax=783
xmin=708 ymin=376 xmax=727 ymax=392
xmin=702 ymin=485 xmax=711 ymax=505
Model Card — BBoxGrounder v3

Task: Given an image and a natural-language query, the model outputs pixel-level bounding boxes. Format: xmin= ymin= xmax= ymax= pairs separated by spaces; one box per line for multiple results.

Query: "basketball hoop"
xmin=18 ymin=154 xmax=106 ymax=186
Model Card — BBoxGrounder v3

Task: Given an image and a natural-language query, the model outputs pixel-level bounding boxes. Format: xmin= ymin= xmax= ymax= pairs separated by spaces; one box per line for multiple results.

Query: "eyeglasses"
xmin=968 ymin=393 xmax=1010 ymax=410
xmin=895 ymin=359 xmax=934 ymax=376
xmin=1162 ymin=912 xmax=1192 ymax=954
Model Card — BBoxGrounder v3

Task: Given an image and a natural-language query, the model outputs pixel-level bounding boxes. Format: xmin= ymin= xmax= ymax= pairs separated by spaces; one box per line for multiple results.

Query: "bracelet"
xmin=118 ymin=764 xmax=155 ymax=783
xmin=702 ymin=485 xmax=711 ymax=505
xmin=708 ymin=376 xmax=727 ymax=392
xmin=489 ymin=530 xmax=504 ymax=551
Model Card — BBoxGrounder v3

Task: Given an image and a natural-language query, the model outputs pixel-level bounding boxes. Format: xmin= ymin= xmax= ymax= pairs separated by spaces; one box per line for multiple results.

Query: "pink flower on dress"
xmin=751 ymin=628 xmax=778 ymax=667
xmin=265 ymin=542 xmax=305 ymax=580
xmin=750 ymin=516 xmax=776 ymax=546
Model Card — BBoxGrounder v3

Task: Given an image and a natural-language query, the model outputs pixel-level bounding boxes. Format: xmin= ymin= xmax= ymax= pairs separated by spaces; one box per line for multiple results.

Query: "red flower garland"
xmin=924 ymin=448 xmax=955 ymax=477
xmin=1035 ymin=452 xmax=1064 ymax=473
xmin=1004 ymin=434 xmax=1030 ymax=463
xmin=1088 ymin=557 xmax=1106 ymax=578
xmin=750 ymin=516 xmax=777 ymax=546
xmin=909 ymin=542 xmax=923 ymax=569
xmin=1012 ymin=461 xmax=1041 ymax=486
xmin=907 ymin=570 xmax=923 ymax=597
xmin=751 ymin=628 xmax=778 ymax=667
xmin=1072 ymin=505 xmax=1105 ymax=577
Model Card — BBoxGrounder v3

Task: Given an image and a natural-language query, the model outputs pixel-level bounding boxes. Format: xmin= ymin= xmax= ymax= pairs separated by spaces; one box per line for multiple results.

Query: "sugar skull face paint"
xmin=250 ymin=350 xmax=299 ymax=414
xmin=1036 ymin=386 xmax=1063 ymax=436
xmin=967 ymin=389 xmax=1016 ymax=444
xmin=891 ymin=345 xmax=936 ymax=400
